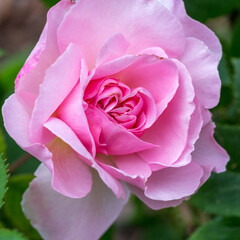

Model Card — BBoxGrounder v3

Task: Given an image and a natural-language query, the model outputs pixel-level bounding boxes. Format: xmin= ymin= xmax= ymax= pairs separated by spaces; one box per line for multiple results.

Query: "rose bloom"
xmin=3 ymin=0 xmax=229 ymax=239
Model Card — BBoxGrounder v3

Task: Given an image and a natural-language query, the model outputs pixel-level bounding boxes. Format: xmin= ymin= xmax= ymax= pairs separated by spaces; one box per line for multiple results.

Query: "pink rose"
xmin=2 ymin=0 xmax=229 ymax=239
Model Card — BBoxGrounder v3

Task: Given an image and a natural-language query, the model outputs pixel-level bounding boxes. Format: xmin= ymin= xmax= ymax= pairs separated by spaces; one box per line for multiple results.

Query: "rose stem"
xmin=8 ymin=153 xmax=32 ymax=174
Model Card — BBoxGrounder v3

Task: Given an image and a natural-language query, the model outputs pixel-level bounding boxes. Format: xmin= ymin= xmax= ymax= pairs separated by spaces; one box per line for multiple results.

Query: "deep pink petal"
xmin=139 ymin=61 xmax=195 ymax=166
xmin=22 ymin=164 xmax=130 ymax=240
xmin=57 ymin=0 xmax=185 ymax=67
xmin=145 ymin=162 xmax=203 ymax=201
xmin=29 ymin=43 xmax=84 ymax=144
xmin=180 ymin=38 xmax=221 ymax=108
xmin=86 ymin=107 xmax=155 ymax=155
xmin=96 ymin=33 xmax=130 ymax=66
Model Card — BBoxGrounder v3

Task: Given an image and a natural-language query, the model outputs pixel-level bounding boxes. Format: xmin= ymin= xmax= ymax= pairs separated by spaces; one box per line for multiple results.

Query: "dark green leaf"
xmin=230 ymin=17 xmax=240 ymax=57
xmin=183 ymin=0 xmax=240 ymax=22
xmin=3 ymin=175 xmax=41 ymax=239
xmin=41 ymin=0 xmax=59 ymax=8
xmin=189 ymin=217 xmax=240 ymax=240
xmin=0 ymin=229 xmax=27 ymax=240
xmin=232 ymin=58 xmax=240 ymax=107
xmin=215 ymin=125 xmax=240 ymax=172
xmin=0 ymin=155 xmax=8 ymax=208
xmin=190 ymin=172 xmax=240 ymax=217
xmin=218 ymin=55 xmax=232 ymax=87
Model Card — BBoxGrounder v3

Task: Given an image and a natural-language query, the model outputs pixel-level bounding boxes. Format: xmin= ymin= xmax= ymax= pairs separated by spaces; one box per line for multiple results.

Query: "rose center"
xmin=84 ymin=78 xmax=147 ymax=133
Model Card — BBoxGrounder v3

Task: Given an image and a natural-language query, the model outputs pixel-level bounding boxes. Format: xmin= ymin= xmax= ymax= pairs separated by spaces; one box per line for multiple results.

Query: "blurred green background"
xmin=0 ymin=0 xmax=240 ymax=239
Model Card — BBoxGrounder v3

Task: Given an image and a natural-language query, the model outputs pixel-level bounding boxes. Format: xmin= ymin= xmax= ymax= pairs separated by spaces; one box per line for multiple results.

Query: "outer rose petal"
xmin=192 ymin=109 xmax=229 ymax=174
xmin=44 ymin=117 xmax=93 ymax=198
xmin=180 ymin=38 xmax=221 ymax=108
xmin=145 ymin=162 xmax=203 ymax=201
xmin=2 ymin=94 xmax=53 ymax=170
xmin=30 ymin=43 xmax=84 ymax=144
xmin=16 ymin=0 xmax=74 ymax=112
xmin=129 ymin=185 xmax=185 ymax=210
xmin=57 ymin=0 xmax=185 ymax=67
xmin=22 ymin=164 xmax=130 ymax=240
xmin=158 ymin=0 xmax=222 ymax=60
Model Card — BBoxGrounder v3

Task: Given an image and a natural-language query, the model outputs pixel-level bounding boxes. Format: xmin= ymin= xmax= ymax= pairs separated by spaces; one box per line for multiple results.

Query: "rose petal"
xmin=86 ymin=107 xmax=155 ymax=155
xmin=139 ymin=61 xmax=195 ymax=166
xmin=129 ymin=185 xmax=185 ymax=210
xmin=145 ymin=162 xmax=203 ymax=201
xmin=158 ymin=0 xmax=222 ymax=60
xmin=2 ymin=94 xmax=53 ymax=170
xmin=22 ymin=164 xmax=130 ymax=240
xmin=96 ymin=33 xmax=130 ymax=66
xmin=115 ymin=57 xmax=179 ymax=117
xmin=57 ymin=0 xmax=185 ymax=67
xmin=29 ymin=43 xmax=84 ymax=144
xmin=16 ymin=1 xmax=74 ymax=112
xmin=180 ymin=38 xmax=221 ymax=108
xmin=192 ymin=109 xmax=229 ymax=173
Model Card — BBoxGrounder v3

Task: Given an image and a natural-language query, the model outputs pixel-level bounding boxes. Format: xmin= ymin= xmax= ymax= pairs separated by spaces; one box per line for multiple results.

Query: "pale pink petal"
xmin=22 ymin=164 xmax=130 ymax=240
xmin=2 ymin=94 xmax=53 ymax=170
xmin=57 ymin=0 xmax=185 ymax=67
xmin=96 ymin=153 xmax=152 ymax=189
xmin=139 ymin=61 xmax=195 ymax=166
xmin=170 ymin=101 xmax=203 ymax=168
xmin=145 ymin=162 xmax=203 ymax=201
xmin=29 ymin=43 xmax=84 ymax=144
xmin=115 ymin=57 xmax=179 ymax=117
xmin=57 ymin=82 xmax=95 ymax=156
xmin=129 ymin=185 xmax=185 ymax=210
xmin=192 ymin=109 xmax=229 ymax=173
xmin=96 ymin=33 xmax=130 ymax=66
xmin=16 ymin=1 xmax=74 ymax=112
xmin=158 ymin=0 xmax=222 ymax=60
xmin=44 ymin=117 xmax=92 ymax=163
xmin=180 ymin=38 xmax=221 ymax=108
xmin=137 ymin=47 xmax=168 ymax=58
xmin=47 ymin=140 xmax=92 ymax=199
xmin=92 ymin=162 xmax=126 ymax=199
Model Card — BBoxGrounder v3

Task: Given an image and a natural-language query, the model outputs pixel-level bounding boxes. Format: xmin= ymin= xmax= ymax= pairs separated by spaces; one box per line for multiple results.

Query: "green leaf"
xmin=0 ymin=128 xmax=6 ymax=159
xmin=183 ymin=0 xmax=240 ymax=22
xmin=0 ymin=155 xmax=8 ymax=208
xmin=232 ymin=58 xmax=240 ymax=107
xmin=215 ymin=125 xmax=240 ymax=172
xmin=218 ymin=55 xmax=232 ymax=87
xmin=189 ymin=217 xmax=240 ymax=240
xmin=41 ymin=0 xmax=59 ymax=8
xmin=3 ymin=175 xmax=41 ymax=239
xmin=0 ymin=229 xmax=27 ymax=240
xmin=190 ymin=172 xmax=240 ymax=217
xmin=230 ymin=17 xmax=240 ymax=58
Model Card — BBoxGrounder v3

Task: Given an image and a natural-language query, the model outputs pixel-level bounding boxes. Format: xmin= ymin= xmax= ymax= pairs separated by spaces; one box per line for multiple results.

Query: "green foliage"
xmin=190 ymin=172 xmax=240 ymax=217
xmin=41 ymin=0 xmax=60 ymax=8
xmin=183 ymin=0 xmax=240 ymax=22
xmin=230 ymin=17 xmax=240 ymax=57
xmin=2 ymin=175 xmax=41 ymax=239
xmin=215 ymin=125 xmax=240 ymax=172
xmin=0 ymin=156 xmax=8 ymax=208
xmin=189 ymin=218 xmax=240 ymax=240
xmin=232 ymin=58 xmax=240 ymax=107
xmin=0 ymin=229 xmax=27 ymax=240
